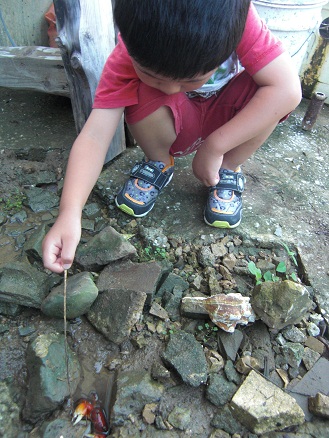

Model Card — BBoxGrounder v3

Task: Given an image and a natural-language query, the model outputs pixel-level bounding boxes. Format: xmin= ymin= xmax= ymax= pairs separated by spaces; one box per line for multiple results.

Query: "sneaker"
xmin=115 ymin=157 xmax=174 ymax=217
xmin=204 ymin=168 xmax=245 ymax=228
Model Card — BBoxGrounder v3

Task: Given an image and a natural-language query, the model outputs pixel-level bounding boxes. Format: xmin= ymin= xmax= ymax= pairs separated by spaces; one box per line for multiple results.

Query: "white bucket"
xmin=253 ymin=0 xmax=328 ymax=73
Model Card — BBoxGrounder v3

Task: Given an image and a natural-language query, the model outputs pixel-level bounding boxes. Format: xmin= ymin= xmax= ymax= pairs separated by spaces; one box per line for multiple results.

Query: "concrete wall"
xmin=0 ymin=0 xmax=51 ymax=46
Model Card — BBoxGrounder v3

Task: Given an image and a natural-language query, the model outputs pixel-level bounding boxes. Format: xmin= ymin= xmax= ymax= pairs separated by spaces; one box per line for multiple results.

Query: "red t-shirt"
xmin=93 ymin=3 xmax=284 ymax=109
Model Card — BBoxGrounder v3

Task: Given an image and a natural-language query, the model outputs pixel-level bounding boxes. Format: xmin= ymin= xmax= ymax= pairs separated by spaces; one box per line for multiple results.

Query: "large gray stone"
xmin=206 ymin=373 xmax=237 ymax=407
xmin=230 ymin=370 xmax=305 ymax=434
xmin=41 ymin=271 xmax=98 ymax=318
xmin=75 ymin=225 xmax=137 ymax=270
xmin=0 ymin=261 xmax=49 ymax=308
xmin=251 ymin=280 xmax=313 ymax=330
xmin=161 ymin=330 xmax=207 ymax=387
xmin=24 ymin=187 xmax=59 ymax=212
xmin=87 ymin=288 xmax=147 ymax=344
xmin=97 ymin=259 xmax=163 ymax=304
xmin=112 ymin=370 xmax=164 ymax=426
xmin=23 ymin=333 xmax=81 ymax=423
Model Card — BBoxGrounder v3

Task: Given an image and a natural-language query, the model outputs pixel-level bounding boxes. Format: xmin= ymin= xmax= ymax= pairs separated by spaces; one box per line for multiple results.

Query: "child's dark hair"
xmin=114 ymin=0 xmax=251 ymax=79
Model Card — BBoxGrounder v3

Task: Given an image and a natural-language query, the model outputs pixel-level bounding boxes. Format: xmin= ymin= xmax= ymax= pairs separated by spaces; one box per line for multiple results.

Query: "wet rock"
xmin=23 ymin=170 xmax=57 ymax=187
xmin=281 ymin=342 xmax=305 ymax=368
xmin=0 ymin=302 xmax=22 ymax=317
xmin=97 ymin=259 xmax=163 ymax=304
xmin=24 ymin=223 xmax=47 ymax=263
xmin=75 ymin=226 xmax=137 ymax=271
xmin=150 ymin=302 xmax=169 ymax=320
xmin=308 ymin=393 xmax=329 ymax=419
xmin=198 ymin=246 xmax=216 ymax=267
xmin=151 ymin=362 xmax=171 ymax=383
xmin=243 ymin=321 xmax=275 ymax=372
xmin=251 ymin=280 xmax=313 ymax=330
xmin=206 ymin=372 xmax=237 ymax=407
xmin=161 ymin=330 xmax=207 ymax=387
xmin=156 ymin=272 xmax=189 ymax=299
xmin=230 ymin=370 xmax=305 ymax=434
xmin=0 ymin=381 xmax=20 ymax=438
xmin=0 ymin=261 xmax=49 ymax=308
xmin=162 ymin=285 xmax=185 ymax=322
xmin=205 ymin=348 xmax=225 ymax=373
xmin=235 ymin=355 xmax=261 ymax=375
xmin=211 ymin=404 xmax=243 ymax=435
xmin=41 ymin=272 xmax=98 ymax=319
xmin=302 ymin=346 xmax=321 ymax=370
xmin=167 ymin=406 xmax=191 ymax=430
xmin=224 ymin=360 xmax=241 ymax=385
xmin=29 ymin=413 xmax=88 ymax=438
xmin=282 ymin=325 xmax=307 ymax=343
xmin=23 ymin=333 xmax=81 ymax=423
xmin=112 ymin=370 xmax=164 ymax=426
xmin=139 ymin=225 xmax=169 ymax=249
xmin=180 ymin=296 xmax=209 ymax=319
xmin=87 ymin=289 xmax=147 ymax=344
xmin=306 ymin=321 xmax=320 ymax=337
xmin=142 ymin=403 xmax=157 ymax=425
xmin=24 ymin=186 xmax=59 ymax=212
xmin=217 ymin=329 xmax=243 ymax=361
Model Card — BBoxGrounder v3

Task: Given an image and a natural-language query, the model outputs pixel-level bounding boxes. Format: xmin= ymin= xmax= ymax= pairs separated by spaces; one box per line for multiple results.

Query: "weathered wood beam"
xmin=0 ymin=46 xmax=69 ymax=96
xmin=53 ymin=0 xmax=125 ymax=161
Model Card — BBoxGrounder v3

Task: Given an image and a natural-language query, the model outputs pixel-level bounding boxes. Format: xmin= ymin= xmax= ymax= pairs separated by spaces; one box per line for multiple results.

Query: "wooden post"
xmin=53 ymin=0 xmax=125 ymax=161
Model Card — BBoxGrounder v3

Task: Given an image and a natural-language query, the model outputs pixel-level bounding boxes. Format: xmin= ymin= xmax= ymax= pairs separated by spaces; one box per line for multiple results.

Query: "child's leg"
xmin=202 ymin=71 xmax=288 ymax=228
xmin=127 ymin=106 xmax=176 ymax=166
xmin=221 ymin=122 xmax=277 ymax=171
xmin=116 ymin=83 xmax=202 ymax=217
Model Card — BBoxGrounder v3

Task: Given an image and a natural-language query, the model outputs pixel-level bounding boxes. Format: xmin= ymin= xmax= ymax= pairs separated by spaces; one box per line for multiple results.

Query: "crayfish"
xmin=72 ymin=391 xmax=109 ymax=437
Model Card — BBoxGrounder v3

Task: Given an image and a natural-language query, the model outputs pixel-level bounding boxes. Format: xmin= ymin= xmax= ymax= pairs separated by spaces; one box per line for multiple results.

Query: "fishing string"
xmin=64 ymin=269 xmax=74 ymax=411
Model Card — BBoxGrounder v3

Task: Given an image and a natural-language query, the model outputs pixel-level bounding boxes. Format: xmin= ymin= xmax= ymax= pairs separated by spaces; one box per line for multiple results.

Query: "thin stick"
xmin=63 ymin=269 xmax=73 ymax=410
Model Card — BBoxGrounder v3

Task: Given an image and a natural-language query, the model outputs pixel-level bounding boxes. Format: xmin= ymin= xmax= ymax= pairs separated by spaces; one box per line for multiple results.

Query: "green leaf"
xmin=276 ymin=261 xmax=287 ymax=273
xmin=248 ymin=261 xmax=262 ymax=280
xmin=290 ymin=272 xmax=298 ymax=282
xmin=263 ymin=271 xmax=273 ymax=282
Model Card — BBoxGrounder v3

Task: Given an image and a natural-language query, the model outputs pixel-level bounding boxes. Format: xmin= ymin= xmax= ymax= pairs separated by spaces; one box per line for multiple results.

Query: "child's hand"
xmin=192 ymin=142 xmax=223 ymax=187
xmin=42 ymin=213 xmax=81 ymax=273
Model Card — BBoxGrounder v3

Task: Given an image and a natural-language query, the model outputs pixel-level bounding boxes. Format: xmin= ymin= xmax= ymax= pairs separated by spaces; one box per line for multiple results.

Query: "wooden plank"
xmin=0 ymin=46 xmax=69 ymax=96
xmin=54 ymin=0 xmax=125 ymax=162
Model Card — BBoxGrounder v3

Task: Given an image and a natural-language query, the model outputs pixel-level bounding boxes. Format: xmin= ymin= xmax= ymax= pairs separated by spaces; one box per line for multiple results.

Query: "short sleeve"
xmin=93 ymin=35 xmax=140 ymax=109
xmin=237 ymin=3 xmax=285 ymax=76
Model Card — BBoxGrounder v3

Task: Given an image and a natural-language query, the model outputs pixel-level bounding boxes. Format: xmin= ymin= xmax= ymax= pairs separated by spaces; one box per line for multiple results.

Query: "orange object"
xmin=45 ymin=3 xmax=58 ymax=48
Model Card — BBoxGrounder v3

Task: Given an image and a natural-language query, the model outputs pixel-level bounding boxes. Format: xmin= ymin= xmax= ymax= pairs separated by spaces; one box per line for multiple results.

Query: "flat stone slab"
xmin=97 ymin=259 xmax=163 ymax=304
xmin=230 ymin=370 xmax=305 ymax=434
xmin=287 ymin=357 xmax=329 ymax=421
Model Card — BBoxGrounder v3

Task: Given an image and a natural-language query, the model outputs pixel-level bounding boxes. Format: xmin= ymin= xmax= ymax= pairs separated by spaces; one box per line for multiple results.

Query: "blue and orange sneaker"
xmin=204 ymin=168 xmax=245 ymax=228
xmin=115 ymin=157 xmax=174 ymax=217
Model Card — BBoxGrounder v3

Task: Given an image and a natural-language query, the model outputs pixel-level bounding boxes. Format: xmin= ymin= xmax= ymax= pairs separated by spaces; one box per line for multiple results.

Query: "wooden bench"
xmin=0 ymin=0 xmax=125 ymax=162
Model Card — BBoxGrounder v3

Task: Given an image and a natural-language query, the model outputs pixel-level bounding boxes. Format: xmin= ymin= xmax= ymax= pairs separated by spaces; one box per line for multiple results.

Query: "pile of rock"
xmin=1 ymin=220 xmax=329 ymax=437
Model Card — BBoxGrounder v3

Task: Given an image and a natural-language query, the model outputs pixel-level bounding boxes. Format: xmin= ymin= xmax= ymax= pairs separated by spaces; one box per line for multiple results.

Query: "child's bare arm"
xmin=42 ymin=107 xmax=124 ymax=273
xmin=192 ymin=52 xmax=302 ymax=186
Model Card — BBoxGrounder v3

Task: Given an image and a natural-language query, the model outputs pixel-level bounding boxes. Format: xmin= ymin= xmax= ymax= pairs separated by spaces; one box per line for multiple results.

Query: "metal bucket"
xmin=253 ymin=0 xmax=328 ymax=73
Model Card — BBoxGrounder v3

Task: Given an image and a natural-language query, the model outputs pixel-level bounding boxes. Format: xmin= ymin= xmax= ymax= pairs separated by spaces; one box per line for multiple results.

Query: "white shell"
xmin=203 ymin=293 xmax=256 ymax=333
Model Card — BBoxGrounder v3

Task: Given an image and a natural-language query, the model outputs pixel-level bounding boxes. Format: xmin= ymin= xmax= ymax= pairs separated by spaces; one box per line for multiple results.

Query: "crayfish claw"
xmin=72 ymin=413 xmax=84 ymax=425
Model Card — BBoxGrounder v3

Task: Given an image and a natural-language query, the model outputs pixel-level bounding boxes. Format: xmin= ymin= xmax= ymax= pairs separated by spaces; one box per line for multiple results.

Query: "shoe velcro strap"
xmin=130 ymin=162 xmax=169 ymax=190
xmin=216 ymin=171 xmax=245 ymax=193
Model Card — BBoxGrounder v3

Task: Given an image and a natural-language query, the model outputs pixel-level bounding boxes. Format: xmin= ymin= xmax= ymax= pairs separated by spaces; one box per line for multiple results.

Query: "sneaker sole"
xmin=115 ymin=198 xmax=155 ymax=217
xmin=204 ymin=215 xmax=241 ymax=229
